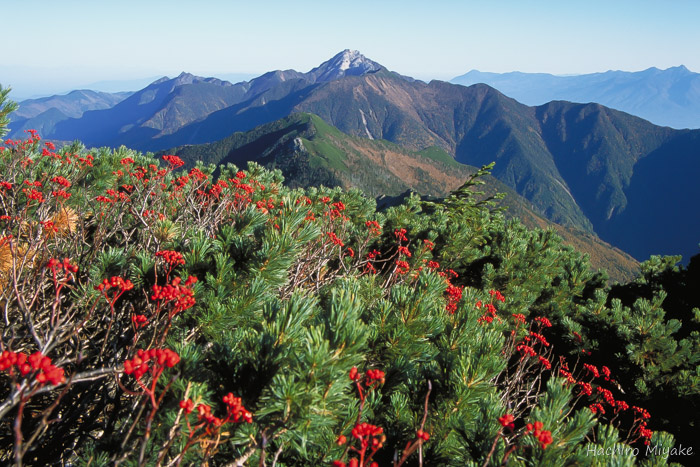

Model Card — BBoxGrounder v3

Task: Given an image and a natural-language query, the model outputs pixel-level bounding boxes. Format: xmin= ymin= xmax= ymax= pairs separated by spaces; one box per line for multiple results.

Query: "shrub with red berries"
xmin=0 ymin=119 xmax=692 ymax=465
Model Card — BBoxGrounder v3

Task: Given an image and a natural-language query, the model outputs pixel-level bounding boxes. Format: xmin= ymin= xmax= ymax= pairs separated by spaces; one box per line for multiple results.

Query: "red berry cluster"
xmin=394 ymin=228 xmax=408 ymax=242
xmin=178 ymin=392 xmax=252 ymax=450
xmin=46 ymin=257 xmax=79 ymax=276
xmin=95 ymin=276 xmax=134 ymax=293
xmin=0 ymin=350 xmax=65 ymax=386
xmin=195 ymin=404 xmax=219 ymax=426
xmin=477 ymin=289 xmax=506 ymax=323
xmin=445 ymin=284 xmax=463 ymax=314
xmin=23 ymin=188 xmax=44 ymax=203
xmin=255 ymin=198 xmax=277 ymax=212
xmin=327 ymin=232 xmax=345 ymax=247
xmin=349 ymin=366 xmax=386 ymax=386
xmin=498 ymin=413 xmax=515 ymax=430
xmin=557 ymin=356 xmax=653 ymax=445
xmin=583 ymin=363 xmax=600 ymax=378
xmin=123 ymin=348 xmax=180 ymax=380
xmin=508 ymin=311 xmax=557 ymax=373
xmin=162 ymin=154 xmax=185 ymax=168
xmin=333 ymin=459 xmax=376 ymax=467
xmin=95 ymin=188 xmax=130 ymax=204
xmin=141 ymin=209 xmax=166 ymax=220
xmin=578 ymin=381 xmax=593 ymax=396
xmin=489 ymin=289 xmax=505 ymax=303
xmin=155 ymin=250 xmax=185 ymax=267
xmin=558 ymin=364 xmax=577 ymax=385
xmin=365 ymin=220 xmax=381 ymax=236
xmin=477 ymin=303 xmax=499 ymax=324
xmin=516 ymin=344 xmax=537 ymax=358
xmin=526 ymin=421 xmax=553 ymax=449
xmin=295 ymin=196 xmax=313 ymax=206
xmin=538 ymin=355 xmax=552 ymax=369
xmin=181 ymin=393 xmax=253 ymax=428
xmin=436 ymin=268 xmax=461 ymax=313
xmin=348 ymin=365 xmax=386 ymax=418
xmin=528 ymin=332 xmax=550 ymax=347
xmin=512 ymin=313 xmax=526 ymax=324
xmin=131 ymin=314 xmax=149 ymax=329
xmin=395 ymin=260 xmax=410 ymax=275
xmin=334 ymin=423 xmax=385 ymax=467
xmin=329 ymin=201 xmax=347 ymax=220
xmin=534 ymin=316 xmax=552 ymax=328
xmin=51 ymin=189 xmax=71 ymax=199
xmin=365 ymin=369 xmax=386 ymax=384
xmin=631 ymin=405 xmax=650 ymax=420
xmin=40 ymin=220 xmax=59 ymax=234
xmin=638 ymin=422 xmax=653 ymax=443
xmin=50 ymin=176 xmax=71 ymax=188
xmin=222 ymin=392 xmax=253 ymax=423
xmin=95 ymin=276 xmax=134 ymax=309
xmin=351 ymin=423 xmax=385 ymax=449
xmin=615 ymin=400 xmax=630 ymax=412
xmin=589 ymin=401 xmax=607 ymax=415
xmin=179 ymin=398 xmax=195 ymax=413
xmin=150 ymin=276 xmax=197 ymax=315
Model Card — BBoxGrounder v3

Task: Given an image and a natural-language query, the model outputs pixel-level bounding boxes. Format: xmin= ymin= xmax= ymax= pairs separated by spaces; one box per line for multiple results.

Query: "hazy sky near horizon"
xmin=3 ymin=0 xmax=699 ymax=98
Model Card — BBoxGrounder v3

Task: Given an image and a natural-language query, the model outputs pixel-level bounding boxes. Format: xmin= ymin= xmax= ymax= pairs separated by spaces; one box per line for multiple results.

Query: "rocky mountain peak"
xmin=308 ymin=49 xmax=383 ymax=82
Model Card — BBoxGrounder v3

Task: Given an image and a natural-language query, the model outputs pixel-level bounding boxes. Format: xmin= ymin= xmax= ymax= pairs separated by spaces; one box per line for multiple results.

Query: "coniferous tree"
xmin=0 ymin=85 xmax=19 ymax=137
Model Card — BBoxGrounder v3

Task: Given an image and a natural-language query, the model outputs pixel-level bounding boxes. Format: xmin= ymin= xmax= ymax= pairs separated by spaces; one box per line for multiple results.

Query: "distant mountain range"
xmin=451 ymin=66 xmax=700 ymax=129
xmin=6 ymin=50 xmax=699 ymax=265
xmin=8 ymin=89 xmax=132 ymax=139
xmin=7 ymin=50 xmax=396 ymax=147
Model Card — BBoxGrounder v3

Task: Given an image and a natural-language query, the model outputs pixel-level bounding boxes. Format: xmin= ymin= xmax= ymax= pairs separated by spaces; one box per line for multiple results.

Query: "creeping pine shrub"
xmin=0 ymin=103 xmax=694 ymax=465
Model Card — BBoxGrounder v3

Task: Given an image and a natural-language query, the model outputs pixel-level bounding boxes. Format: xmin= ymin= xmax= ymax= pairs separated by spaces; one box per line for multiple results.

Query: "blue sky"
xmin=3 ymin=0 xmax=699 ymax=98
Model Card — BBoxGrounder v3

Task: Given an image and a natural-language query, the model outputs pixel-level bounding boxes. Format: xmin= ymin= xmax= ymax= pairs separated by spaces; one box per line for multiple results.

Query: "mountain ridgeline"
xmin=8 ymin=89 xmax=131 ymax=140
xmin=162 ymin=112 xmax=470 ymax=198
xmin=8 ymin=50 xmax=700 ymax=263
xmin=451 ymin=66 xmax=700 ymax=129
